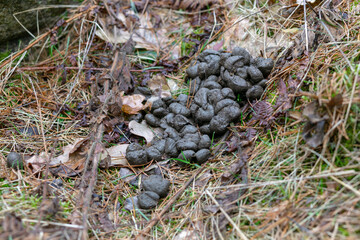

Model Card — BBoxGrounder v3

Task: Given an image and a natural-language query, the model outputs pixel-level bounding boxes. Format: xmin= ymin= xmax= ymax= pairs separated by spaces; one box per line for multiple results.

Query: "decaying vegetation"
xmin=0 ymin=0 xmax=359 ymax=239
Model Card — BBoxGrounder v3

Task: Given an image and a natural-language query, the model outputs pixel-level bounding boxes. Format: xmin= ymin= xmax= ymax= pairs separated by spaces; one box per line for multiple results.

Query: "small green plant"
xmin=0 ymin=50 xmax=12 ymax=61
xmin=170 ymin=153 xmax=201 ymax=168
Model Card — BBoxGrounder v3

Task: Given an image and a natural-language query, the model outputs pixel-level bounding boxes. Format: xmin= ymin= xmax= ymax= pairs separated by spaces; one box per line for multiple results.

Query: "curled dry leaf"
xmin=302 ymin=101 xmax=329 ymax=148
xmin=302 ymin=120 xmax=326 ymax=148
xmin=102 ymin=143 xmax=129 ymax=166
xmin=128 ymin=120 xmax=154 ymax=144
xmin=50 ymin=138 xmax=89 ymax=166
xmin=51 ymin=138 xmax=89 ymax=177
xmin=26 ymin=152 xmax=48 ymax=173
xmin=121 ymin=93 xmax=150 ymax=115
xmin=302 ymin=101 xmax=327 ymax=124
xmin=26 ymin=138 xmax=88 ymax=175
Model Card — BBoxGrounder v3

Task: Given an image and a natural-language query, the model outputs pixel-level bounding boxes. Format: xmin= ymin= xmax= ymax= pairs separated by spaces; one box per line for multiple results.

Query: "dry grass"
xmin=0 ymin=0 xmax=359 ymax=239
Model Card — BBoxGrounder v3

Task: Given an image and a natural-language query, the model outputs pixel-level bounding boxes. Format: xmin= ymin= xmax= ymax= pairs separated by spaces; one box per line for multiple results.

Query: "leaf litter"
xmin=1 ymin=0 xmax=359 ymax=239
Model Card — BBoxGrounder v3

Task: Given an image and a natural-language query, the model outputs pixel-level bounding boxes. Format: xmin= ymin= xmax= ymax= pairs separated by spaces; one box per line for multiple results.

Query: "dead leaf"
xmin=252 ymin=101 xmax=275 ymax=127
xmin=26 ymin=152 xmax=48 ymax=173
xmin=275 ymin=78 xmax=293 ymax=112
xmin=128 ymin=120 xmax=154 ymax=144
xmin=50 ymin=138 xmax=88 ymax=166
xmin=290 ymin=2 xmax=345 ymax=58
xmin=221 ymin=149 xmax=248 ymax=183
xmin=289 ymin=111 xmax=302 ymax=120
xmin=226 ymin=136 xmax=240 ymax=153
xmin=121 ymin=93 xmax=150 ymax=115
xmin=147 ymin=74 xmax=172 ymax=98
xmin=0 ymin=212 xmax=27 ymax=239
xmin=167 ymin=78 xmax=180 ymax=93
xmin=25 ymin=138 xmax=88 ymax=176
xmin=302 ymin=101 xmax=329 ymax=148
xmin=110 ymin=50 xmax=133 ymax=93
xmin=303 ymin=102 xmax=325 ymax=123
xmin=212 ymin=40 xmax=224 ymax=51
xmin=221 ymin=17 xmax=292 ymax=57
xmin=327 ymin=94 xmax=343 ymax=109
xmin=302 ymin=120 xmax=326 ymax=148
xmin=50 ymin=165 xmax=81 ymax=178
xmin=103 ymin=143 xmax=129 ymax=166
xmin=194 ymin=170 xmax=212 ymax=187
xmin=96 ymin=10 xmax=166 ymax=50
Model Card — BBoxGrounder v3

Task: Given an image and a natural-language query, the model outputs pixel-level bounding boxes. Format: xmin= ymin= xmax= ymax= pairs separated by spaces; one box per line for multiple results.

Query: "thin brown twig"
xmin=17 ymin=66 xmax=107 ymax=72
xmin=81 ymin=123 xmax=105 ymax=239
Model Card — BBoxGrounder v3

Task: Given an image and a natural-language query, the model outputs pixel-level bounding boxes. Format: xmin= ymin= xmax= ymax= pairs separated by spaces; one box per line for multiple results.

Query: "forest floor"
xmin=0 ymin=0 xmax=359 ymax=239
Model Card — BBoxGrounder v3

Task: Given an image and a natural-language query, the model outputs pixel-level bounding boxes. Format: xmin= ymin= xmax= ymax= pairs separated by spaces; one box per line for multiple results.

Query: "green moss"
xmin=0 ymin=50 xmax=12 ymax=61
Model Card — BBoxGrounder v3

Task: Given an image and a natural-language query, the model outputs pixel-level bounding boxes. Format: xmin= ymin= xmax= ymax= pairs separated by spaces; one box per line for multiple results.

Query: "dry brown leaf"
xmin=50 ymin=138 xmax=88 ymax=166
xmin=303 ymin=102 xmax=324 ymax=124
xmin=121 ymin=93 xmax=150 ymax=115
xmin=147 ymin=74 xmax=172 ymax=98
xmin=327 ymin=94 xmax=343 ymax=109
xmin=302 ymin=102 xmax=329 ymax=148
xmin=26 ymin=138 xmax=88 ymax=175
xmin=194 ymin=170 xmax=212 ymax=187
xmin=128 ymin=120 xmax=154 ymax=144
xmin=302 ymin=120 xmax=326 ymax=148
xmin=110 ymin=50 xmax=133 ymax=93
xmin=103 ymin=143 xmax=129 ymax=166
xmin=219 ymin=17 xmax=292 ymax=57
xmin=96 ymin=10 xmax=166 ymax=50
xmin=26 ymin=152 xmax=48 ymax=173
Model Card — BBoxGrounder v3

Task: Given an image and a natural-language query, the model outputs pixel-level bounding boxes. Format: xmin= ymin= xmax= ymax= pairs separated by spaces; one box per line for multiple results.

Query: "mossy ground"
xmin=0 ymin=0 xmax=359 ymax=239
